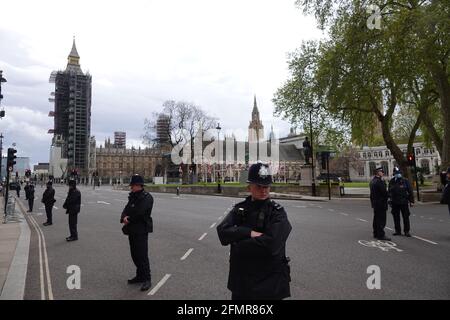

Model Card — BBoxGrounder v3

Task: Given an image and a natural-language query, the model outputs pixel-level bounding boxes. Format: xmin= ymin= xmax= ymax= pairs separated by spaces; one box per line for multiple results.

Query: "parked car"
xmin=316 ymin=173 xmax=341 ymax=183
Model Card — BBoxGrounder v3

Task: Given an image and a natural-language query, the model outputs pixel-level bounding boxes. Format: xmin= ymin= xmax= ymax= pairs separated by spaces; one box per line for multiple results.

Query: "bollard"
xmin=176 ymin=186 xmax=180 ymax=196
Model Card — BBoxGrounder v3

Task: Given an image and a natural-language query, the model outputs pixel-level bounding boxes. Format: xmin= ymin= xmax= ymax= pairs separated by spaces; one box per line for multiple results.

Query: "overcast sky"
xmin=0 ymin=0 xmax=323 ymax=166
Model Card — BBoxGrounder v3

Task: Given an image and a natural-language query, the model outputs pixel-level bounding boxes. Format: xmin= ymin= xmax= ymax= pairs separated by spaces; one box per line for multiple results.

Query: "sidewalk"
xmin=0 ymin=195 xmax=30 ymax=300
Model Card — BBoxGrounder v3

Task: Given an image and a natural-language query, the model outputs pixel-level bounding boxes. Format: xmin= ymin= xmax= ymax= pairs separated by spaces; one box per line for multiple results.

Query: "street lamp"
xmin=216 ymin=122 xmax=222 ymax=193
xmin=131 ymin=146 xmax=135 ymax=174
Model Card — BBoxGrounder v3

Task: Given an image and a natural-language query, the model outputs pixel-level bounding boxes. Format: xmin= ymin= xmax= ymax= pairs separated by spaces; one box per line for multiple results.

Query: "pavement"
xmin=1 ymin=184 xmax=450 ymax=300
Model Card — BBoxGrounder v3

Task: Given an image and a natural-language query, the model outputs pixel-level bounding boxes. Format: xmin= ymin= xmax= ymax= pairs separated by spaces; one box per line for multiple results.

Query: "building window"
xmin=385 ymin=150 xmax=390 ymax=157
xmin=368 ymin=152 xmax=371 ymax=158
xmin=381 ymin=161 xmax=389 ymax=175
xmin=424 ymin=148 xmax=429 ymax=154
xmin=430 ymin=148 xmax=434 ymax=154
xmin=416 ymin=148 xmax=421 ymax=155
xmin=420 ymin=159 xmax=430 ymax=175
xmin=369 ymin=162 xmax=377 ymax=175
xmin=358 ymin=166 xmax=365 ymax=176
xmin=363 ymin=153 xmax=367 ymax=159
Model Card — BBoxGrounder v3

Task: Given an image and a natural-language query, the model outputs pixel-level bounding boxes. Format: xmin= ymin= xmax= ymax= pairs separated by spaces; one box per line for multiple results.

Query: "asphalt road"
xmin=18 ymin=184 xmax=450 ymax=300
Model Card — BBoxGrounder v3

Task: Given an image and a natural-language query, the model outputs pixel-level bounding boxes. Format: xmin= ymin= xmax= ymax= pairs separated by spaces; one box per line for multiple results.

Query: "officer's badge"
xmin=258 ymin=165 xmax=270 ymax=178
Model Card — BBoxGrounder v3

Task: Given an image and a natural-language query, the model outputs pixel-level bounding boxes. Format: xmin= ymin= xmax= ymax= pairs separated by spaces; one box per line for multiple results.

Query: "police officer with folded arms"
xmin=388 ymin=167 xmax=414 ymax=237
xmin=217 ymin=162 xmax=292 ymax=300
xmin=370 ymin=167 xmax=391 ymax=241
xmin=441 ymin=167 xmax=450 ymax=214
xmin=63 ymin=179 xmax=81 ymax=241
xmin=120 ymin=174 xmax=153 ymax=292
xmin=42 ymin=181 xmax=56 ymax=226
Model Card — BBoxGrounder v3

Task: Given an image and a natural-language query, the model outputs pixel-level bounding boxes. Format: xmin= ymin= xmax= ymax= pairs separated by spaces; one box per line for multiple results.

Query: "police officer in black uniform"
xmin=120 ymin=174 xmax=153 ymax=291
xmin=42 ymin=181 xmax=56 ymax=226
xmin=388 ymin=167 xmax=414 ymax=237
xmin=217 ymin=162 xmax=292 ymax=300
xmin=63 ymin=179 xmax=81 ymax=241
xmin=440 ymin=167 xmax=450 ymax=214
xmin=370 ymin=167 xmax=391 ymax=241
xmin=24 ymin=182 xmax=35 ymax=212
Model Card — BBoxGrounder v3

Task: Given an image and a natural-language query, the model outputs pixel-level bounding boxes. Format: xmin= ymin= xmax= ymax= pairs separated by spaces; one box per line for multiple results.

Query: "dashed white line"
xmin=114 ymin=199 xmax=127 ymax=202
xmin=296 ymin=206 xmax=307 ymax=208
xmin=339 ymin=212 xmax=349 ymax=216
xmin=180 ymin=248 xmax=194 ymax=260
xmin=198 ymin=233 xmax=208 ymax=241
xmin=328 ymin=209 xmax=335 ymax=212
xmin=148 ymin=274 xmax=171 ymax=296
xmin=356 ymin=218 xmax=368 ymax=222
xmin=317 ymin=206 xmax=323 ymax=208
xmin=385 ymin=227 xmax=394 ymax=231
xmin=209 ymin=222 xmax=217 ymax=229
xmin=53 ymin=206 xmax=58 ymax=210
xmin=217 ymin=216 xmax=223 ymax=221
xmin=97 ymin=201 xmax=111 ymax=205
xmin=412 ymin=235 xmax=438 ymax=245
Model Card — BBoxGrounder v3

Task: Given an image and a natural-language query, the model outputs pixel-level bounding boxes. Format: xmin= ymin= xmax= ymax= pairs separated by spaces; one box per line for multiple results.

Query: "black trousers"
xmin=68 ymin=213 xmax=78 ymax=238
xmin=373 ymin=207 xmax=387 ymax=238
xmin=28 ymin=198 xmax=34 ymax=211
xmin=391 ymin=204 xmax=411 ymax=233
xmin=128 ymin=233 xmax=151 ymax=281
xmin=45 ymin=205 xmax=53 ymax=224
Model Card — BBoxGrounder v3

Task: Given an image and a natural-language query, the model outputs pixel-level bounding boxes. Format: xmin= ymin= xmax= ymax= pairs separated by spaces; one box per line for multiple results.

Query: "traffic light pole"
xmin=413 ymin=151 xmax=420 ymax=202
xmin=4 ymin=168 xmax=10 ymax=217
xmin=326 ymin=152 xmax=331 ymax=201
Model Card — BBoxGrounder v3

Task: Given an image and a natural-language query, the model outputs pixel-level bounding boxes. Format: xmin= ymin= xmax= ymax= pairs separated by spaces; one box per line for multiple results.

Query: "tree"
xmin=296 ymin=0 xmax=450 ymax=169
xmin=143 ymin=100 xmax=217 ymax=183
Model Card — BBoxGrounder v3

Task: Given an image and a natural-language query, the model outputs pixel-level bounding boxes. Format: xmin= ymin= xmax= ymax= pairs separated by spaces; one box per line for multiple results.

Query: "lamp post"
xmin=131 ymin=146 xmax=135 ymax=174
xmin=309 ymin=107 xmax=317 ymax=196
xmin=216 ymin=122 xmax=221 ymax=193
xmin=0 ymin=133 xmax=3 ymax=182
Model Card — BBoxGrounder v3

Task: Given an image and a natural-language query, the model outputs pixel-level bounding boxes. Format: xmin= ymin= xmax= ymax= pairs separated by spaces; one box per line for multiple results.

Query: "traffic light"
xmin=407 ymin=153 xmax=415 ymax=167
xmin=7 ymin=148 xmax=17 ymax=169
xmin=25 ymin=169 xmax=30 ymax=177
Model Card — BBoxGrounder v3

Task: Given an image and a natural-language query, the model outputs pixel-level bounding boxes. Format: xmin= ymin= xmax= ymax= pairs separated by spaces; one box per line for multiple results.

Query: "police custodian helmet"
xmin=68 ymin=179 xmax=76 ymax=187
xmin=129 ymin=174 xmax=145 ymax=186
xmin=247 ymin=162 xmax=273 ymax=186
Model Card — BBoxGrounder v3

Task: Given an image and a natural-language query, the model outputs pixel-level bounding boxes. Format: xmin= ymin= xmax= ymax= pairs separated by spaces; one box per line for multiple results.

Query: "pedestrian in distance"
xmin=440 ymin=167 xmax=450 ymax=215
xmin=24 ymin=182 xmax=35 ymax=212
xmin=217 ymin=162 xmax=292 ymax=300
xmin=16 ymin=182 xmax=21 ymax=198
xmin=62 ymin=179 xmax=81 ymax=241
xmin=120 ymin=174 xmax=153 ymax=292
xmin=388 ymin=167 xmax=414 ymax=237
xmin=370 ymin=167 xmax=391 ymax=241
xmin=42 ymin=181 xmax=56 ymax=226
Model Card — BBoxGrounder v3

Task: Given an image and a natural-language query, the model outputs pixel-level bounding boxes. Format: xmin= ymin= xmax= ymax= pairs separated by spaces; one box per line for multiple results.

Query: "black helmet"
xmin=393 ymin=167 xmax=401 ymax=175
xmin=68 ymin=179 xmax=76 ymax=187
xmin=129 ymin=174 xmax=144 ymax=186
xmin=46 ymin=181 xmax=52 ymax=186
xmin=247 ymin=162 xmax=272 ymax=186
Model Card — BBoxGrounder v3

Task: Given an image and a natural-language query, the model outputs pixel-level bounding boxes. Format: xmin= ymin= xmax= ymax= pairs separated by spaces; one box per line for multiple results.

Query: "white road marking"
xmin=209 ymin=222 xmax=217 ymax=229
xmin=357 ymin=218 xmax=368 ymax=222
xmin=328 ymin=209 xmax=335 ymax=212
xmin=339 ymin=212 xmax=349 ymax=216
xmin=439 ymin=220 xmax=444 ymax=222
xmin=420 ymin=216 xmax=424 ymax=218
xmin=296 ymin=206 xmax=307 ymax=208
xmin=317 ymin=206 xmax=323 ymax=208
xmin=114 ymin=199 xmax=127 ymax=202
xmin=180 ymin=248 xmax=194 ymax=260
xmin=97 ymin=201 xmax=111 ymax=205
xmin=386 ymin=227 xmax=394 ymax=231
xmin=148 ymin=274 xmax=171 ymax=296
xmin=198 ymin=233 xmax=208 ymax=241
xmin=53 ymin=206 xmax=58 ymax=210
xmin=412 ymin=235 xmax=438 ymax=245
xmin=217 ymin=216 xmax=223 ymax=221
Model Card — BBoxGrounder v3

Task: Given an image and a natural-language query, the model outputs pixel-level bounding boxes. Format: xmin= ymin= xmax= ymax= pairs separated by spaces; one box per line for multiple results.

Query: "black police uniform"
xmin=216 ymin=162 xmax=292 ymax=300
xmin=42 ymin=183 xmax=56 ymax=225
xmin=440 ymin=168 xmax=450 ymax=214
xmin=121 ymin=181 xmax=154 ymax=286
xmin=25 ymin=184 xmax=35 ymax=212
xmin=370 ymin=174 xmax=389 ymax=239
xmin=63 ymin=181 xmax=81 ymax=240
xmin=388 ymin=176 xmax=414 ymax=235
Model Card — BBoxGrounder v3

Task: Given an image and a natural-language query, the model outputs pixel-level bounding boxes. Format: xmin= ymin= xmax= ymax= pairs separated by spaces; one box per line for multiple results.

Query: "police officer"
xmin=388 ymin=167 xmax=414 ymax=237
xmin=24 ymin=182 xmax=35 ymax=212
xmin=16 ymin=182 xmax=21 ymax=198
xmin=63 ymin=179 xmax=81 ymax=241
xmin=42 ymin=181 xmax=56 ymax=226
xmin=217 ymin=162 xmax=292 ymax=300
xmin=120 ymin=174 xmax=153 ymax=292
xmin=370 ymin=167 xmax=391 ymax=241
xmin=440 ymin=167 xmax=450 ymax=214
